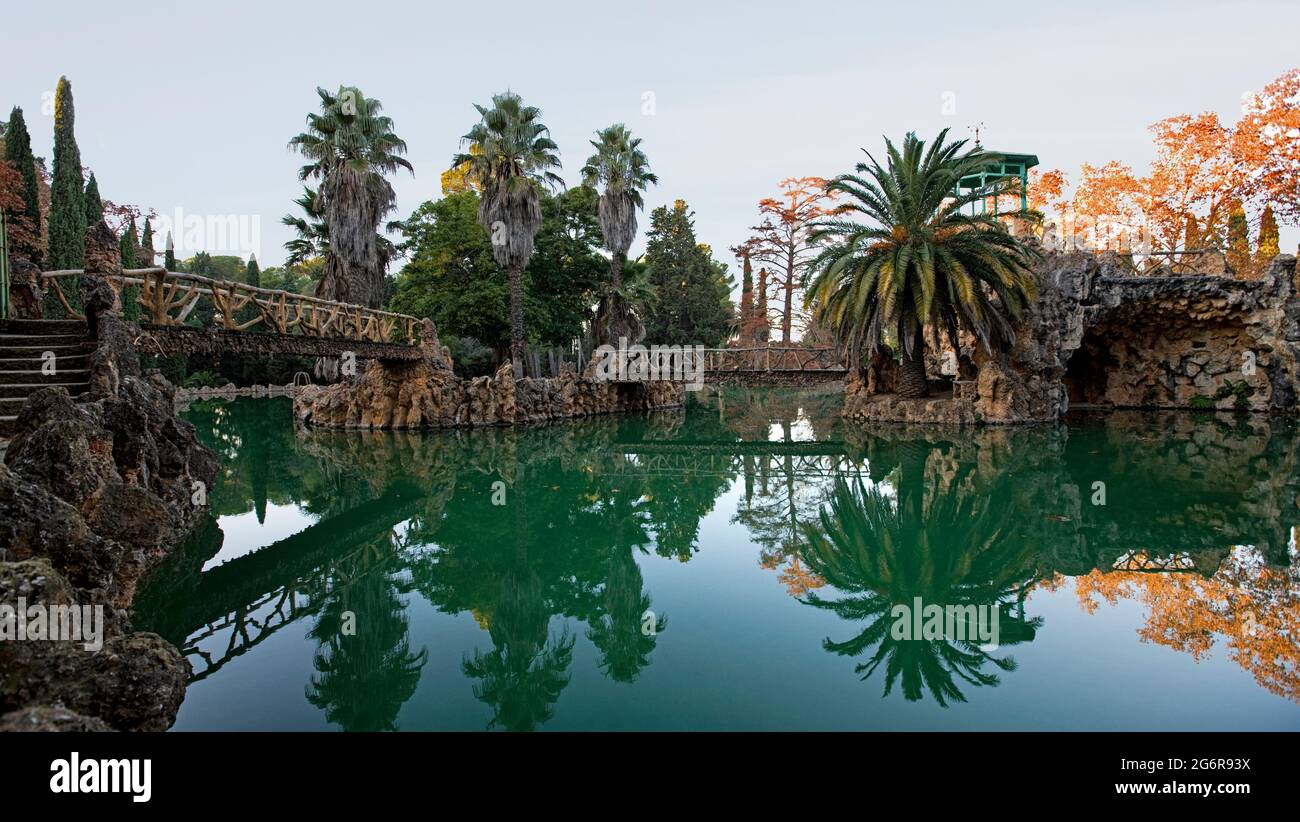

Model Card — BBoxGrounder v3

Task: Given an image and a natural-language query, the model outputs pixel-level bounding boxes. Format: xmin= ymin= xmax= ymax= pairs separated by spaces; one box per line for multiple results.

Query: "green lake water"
xmin=135 ymin=389 xmax=1300 ymax=731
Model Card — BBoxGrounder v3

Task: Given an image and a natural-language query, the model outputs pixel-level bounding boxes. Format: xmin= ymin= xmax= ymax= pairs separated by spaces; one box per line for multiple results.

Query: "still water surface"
xmin=136 ymin=389 xmax=1300 ymax=730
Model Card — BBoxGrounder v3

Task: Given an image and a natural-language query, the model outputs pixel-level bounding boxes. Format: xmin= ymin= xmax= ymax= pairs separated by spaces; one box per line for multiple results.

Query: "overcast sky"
xmin=5 ymin=0 xmax=1298 ymax=272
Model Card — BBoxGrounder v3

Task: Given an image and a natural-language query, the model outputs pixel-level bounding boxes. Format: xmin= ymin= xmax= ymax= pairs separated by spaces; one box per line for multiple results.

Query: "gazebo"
xmin=955 ymin=151 xmax=1039 ymax=215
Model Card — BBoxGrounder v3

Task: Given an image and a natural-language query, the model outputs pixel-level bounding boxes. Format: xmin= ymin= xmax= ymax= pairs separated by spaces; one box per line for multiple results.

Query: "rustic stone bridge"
xmin=41 ymin=267 xmax=427 ymax=362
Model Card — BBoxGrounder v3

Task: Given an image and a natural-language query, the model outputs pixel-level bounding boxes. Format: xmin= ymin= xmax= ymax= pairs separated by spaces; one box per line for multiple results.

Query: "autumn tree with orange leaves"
xmin=744 ymin=177 xmax=835 ymax=343
xmin=1030 ymin=68 xmax=1299 ymax=278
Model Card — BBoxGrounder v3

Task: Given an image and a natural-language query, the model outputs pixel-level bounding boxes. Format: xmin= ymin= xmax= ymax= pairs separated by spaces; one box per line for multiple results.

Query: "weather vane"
xmin=969 ymin=121 xmax=985 ymax=148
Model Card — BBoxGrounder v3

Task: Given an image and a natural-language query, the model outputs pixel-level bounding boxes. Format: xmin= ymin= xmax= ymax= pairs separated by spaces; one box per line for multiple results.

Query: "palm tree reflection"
xmin=799 ymin=456 xmax=1041 ymax=706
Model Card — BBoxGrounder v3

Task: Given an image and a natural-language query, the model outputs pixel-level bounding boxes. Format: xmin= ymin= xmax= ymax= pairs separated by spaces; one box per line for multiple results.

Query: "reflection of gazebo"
xmin=956 ymin=151 xmax=1039 ymax=215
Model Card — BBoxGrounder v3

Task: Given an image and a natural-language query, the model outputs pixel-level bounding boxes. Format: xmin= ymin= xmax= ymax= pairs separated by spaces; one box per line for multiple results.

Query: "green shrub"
xmin=182 ymin=370 xmax=226 ymax=389
xmin=446 ymin=336 xmax=497 ymax=378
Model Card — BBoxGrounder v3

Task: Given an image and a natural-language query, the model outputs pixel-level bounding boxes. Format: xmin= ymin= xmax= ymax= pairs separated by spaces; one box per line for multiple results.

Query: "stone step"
xmin=0 ymin=319 xmax=88 ymax=335
xmin=0 ymin=344 xmax=90 ymax=357
xmin=0 ymin=371 xmax=89 ymax=387
xmin=0 ymin=334 xmax=88 ymax=345
xmin=0 ymin=383 xmax=89 ymax=400
xmin=0 ymin=353 xmax=89 ymax=369
xmin=0 ymin=415 xmax=15 ymax=438
xmin=0 ymin=374 xmax=91 ymax=393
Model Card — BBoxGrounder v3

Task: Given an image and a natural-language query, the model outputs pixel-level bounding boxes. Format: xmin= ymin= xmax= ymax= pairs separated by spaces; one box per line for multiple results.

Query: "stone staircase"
xmin=0 ymin=319 xmax=93 ymax=438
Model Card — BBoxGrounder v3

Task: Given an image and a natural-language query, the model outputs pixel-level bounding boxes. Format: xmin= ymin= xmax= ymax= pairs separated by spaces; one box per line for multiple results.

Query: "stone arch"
xmin=1065 ymin=297 xmax=1268 ymax=411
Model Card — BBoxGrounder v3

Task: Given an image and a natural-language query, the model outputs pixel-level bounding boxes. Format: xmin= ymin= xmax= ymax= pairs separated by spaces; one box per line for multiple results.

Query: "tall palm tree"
xmin=281 ymin=186 xmax=329 ymax=266
xmin=806 ymin=130 xmax=1038 ymax=399
xmin=289 ymin=86 xmax=412 ymax=308
xmin=451 ymin=91 xmax=563 ymax=378
xmin=282 ymin=185 xmax=399 ymax=273
xmin=581 ymin=124 xmax=658 ymax=344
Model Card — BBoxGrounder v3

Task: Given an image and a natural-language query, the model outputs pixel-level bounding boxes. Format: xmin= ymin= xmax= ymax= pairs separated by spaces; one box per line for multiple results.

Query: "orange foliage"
xmin=1037 ymin=68 xmax=1297 ymax=274
xmin=0 ymin=160 xmax=39 ymax=258
xmin=746 ymin=177 xmax=835 ymax=342
xmin=1072 ymin=551 xmax=1300 ymax=702
xmin=1233 ymin=69 xmax=1300 ymax=224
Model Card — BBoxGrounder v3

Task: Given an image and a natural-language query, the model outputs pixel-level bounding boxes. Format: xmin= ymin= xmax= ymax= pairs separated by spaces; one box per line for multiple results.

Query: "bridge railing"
xmin=699 ymin=346 xmax=843 ymax=372
xmin=41 ymin=267 xmax=423 ymax=345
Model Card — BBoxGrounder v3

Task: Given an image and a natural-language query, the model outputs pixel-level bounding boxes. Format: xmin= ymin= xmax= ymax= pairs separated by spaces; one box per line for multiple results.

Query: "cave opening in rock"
xmin=1064 ymin=333 xmax=1115 ymax=407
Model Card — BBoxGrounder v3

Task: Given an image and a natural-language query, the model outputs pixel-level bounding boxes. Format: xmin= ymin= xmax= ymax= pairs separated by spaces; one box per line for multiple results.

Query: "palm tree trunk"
xmin=611 ymin=252 xmax=624 ymax=290
xmin=509 ymin=263 xmax=525 ymax=379
xmin=898 ymin=325 xmax=928 ymax=399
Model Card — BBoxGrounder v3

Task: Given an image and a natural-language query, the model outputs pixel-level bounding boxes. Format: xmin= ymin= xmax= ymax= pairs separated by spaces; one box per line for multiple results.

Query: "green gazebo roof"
xmin=955 ymin=151 xmax=1039 ymax=189
xmin=954 ymin=150 xmax=1039 ymax=214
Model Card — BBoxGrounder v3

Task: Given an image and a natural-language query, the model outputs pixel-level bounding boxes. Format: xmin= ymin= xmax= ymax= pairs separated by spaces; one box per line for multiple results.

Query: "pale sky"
xmin=4 ymin=0 xmax=1298 ymax=272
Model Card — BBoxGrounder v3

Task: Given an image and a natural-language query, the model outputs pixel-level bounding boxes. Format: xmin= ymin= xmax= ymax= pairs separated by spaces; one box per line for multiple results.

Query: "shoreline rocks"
xmin=0 ymin=256 xmax=218 ymax=731
xmin=294 ymin=322 xmax=685 ymax=429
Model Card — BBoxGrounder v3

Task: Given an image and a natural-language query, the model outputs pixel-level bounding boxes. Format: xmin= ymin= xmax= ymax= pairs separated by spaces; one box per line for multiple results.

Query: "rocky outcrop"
xmin=844 ymin=251 xmax=1300 ymax=424
xmin=0 ymin=705 xmax=115 ymax=732
xmin=295 ymin=322 xmax=684 ymax=429
xmin=0 ymin=557 xmax=189 ymax=732
xmin=7 ymin=258 xmax=44 ymax=320
xmin=0 ymin=291 xmax=216 ymax=731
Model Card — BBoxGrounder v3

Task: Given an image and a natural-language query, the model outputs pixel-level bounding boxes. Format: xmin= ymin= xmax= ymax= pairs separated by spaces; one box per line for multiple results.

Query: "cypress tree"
xmin=245 ymin=253 xmax=260 ymax=287
xmin=1257 ymin=204 xmax=1280 ymax=270
xmin=3 ymin=107 xmax=42 ymax=263
xmin=122 ymin=218 xmax=145 ymax=321
xmin=1183 ymin=215 xmax=1199 ymax=251
xmin=163 ymin=231 xmax=176 ymax=270
xmin=139 ymin=217 xmax=155 ymax=267
xmin=119 ymin=217 xmax=138 ymax=268
xmin=83 ymin=172 xmax=103 ymax=224
xmin=47 ymin=76 xmax=86 ymax=272
xmin=236 ymin=253 xmax=262 ymax=326
xmin=1226 ymin=199 xmax=1250 ymax=277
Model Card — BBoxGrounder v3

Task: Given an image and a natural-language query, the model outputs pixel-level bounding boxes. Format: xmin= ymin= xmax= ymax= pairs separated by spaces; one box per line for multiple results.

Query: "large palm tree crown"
xmin=289 ymin=86 xmax=413 ymax=182
xmin=581 ymin=123 xmax=658 ymax=259
xmin=806 ymin=129 xmax=1038 ymax=396
xmin=288 ymin=86 xmax=412 ymax=308
xmin=451 ymin=90 xmax=563 ymax=270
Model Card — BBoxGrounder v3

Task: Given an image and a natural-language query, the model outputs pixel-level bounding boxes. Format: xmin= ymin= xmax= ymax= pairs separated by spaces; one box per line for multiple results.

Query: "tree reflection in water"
xmin=138 ymin=393 xmax=1300 ymax=728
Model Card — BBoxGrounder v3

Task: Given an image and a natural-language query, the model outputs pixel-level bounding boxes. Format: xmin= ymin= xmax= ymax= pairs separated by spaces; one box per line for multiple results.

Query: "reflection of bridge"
xmin=612 ymin=439 xmax=855 ymax=476
xmin=43 ymin=268 xmax=425 ymax=361
xmin=171 ymin=482 xmax=428 ymax=680
xmin=612 ymin=451 xmax=859 ymax=480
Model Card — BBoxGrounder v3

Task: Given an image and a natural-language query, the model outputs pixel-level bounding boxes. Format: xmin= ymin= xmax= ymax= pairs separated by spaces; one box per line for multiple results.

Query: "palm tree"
xmin=289 ymin=86 xmax=412 ymax=308
xmin=806 ymin=130 xmax=1038 ymax=399
xmin=581 ymin=124 xmax=658 ymax=344
xmin=281 ymin=186 xmax=329 ymax=266
xmin=282 ymin=185 xmax=399 ymax=273
xmin=451 ymin=91 xmax=563 ymax=378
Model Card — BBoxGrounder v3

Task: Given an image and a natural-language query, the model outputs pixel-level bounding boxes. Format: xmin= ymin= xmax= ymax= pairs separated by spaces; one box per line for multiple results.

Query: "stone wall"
xmin=844 ymin=250 xmax=1300 ymax=424
xmin=294 ymin=333 xmax=684 ymax=430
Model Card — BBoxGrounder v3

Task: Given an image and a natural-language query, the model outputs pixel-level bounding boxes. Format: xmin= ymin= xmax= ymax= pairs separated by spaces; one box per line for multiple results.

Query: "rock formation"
xmin=295 ymin=321 xmax=684 ymax=429
xmin=844 ymin=250 xmax=1300 ymax=424
xmin=0 ymin=277 xmax=218 ymax=731
xmin=7 ymin=258 xmax=44 ymax=319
